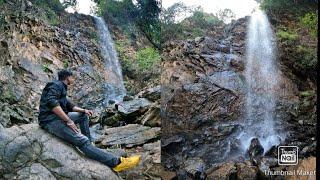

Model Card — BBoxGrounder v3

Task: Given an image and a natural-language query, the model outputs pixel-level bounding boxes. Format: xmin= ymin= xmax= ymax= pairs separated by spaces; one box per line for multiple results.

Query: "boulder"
xmin=206 ymin=162 xmax=236 ymax=179
xmin=99 ymin=124 xmax=160 ymax=148
xmin=236 ymin=161 xmax=258 ymax=180
xmin=135 ymin=85 xmax=161 ymax=102
xmin=247 ymin=138 xmax=264 ymax=162
xmin=183 ymin=157 xmax=206 ymax=179
xmin=138 ymin=103 xmax=161 ymax=127
xmin=0 ymin=124 xmax=120 ymax=180
xmin=116 ymin=98 xmax=152 ymax=117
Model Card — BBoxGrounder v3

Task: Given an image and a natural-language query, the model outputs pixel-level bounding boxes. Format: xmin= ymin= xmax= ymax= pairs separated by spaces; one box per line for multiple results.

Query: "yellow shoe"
xmin=113 ymin=155 xmax=141 ymax=172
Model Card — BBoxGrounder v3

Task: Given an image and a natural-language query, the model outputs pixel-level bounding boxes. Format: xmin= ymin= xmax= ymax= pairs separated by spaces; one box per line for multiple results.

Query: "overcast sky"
xmin=62 ymin=0 xmax=96 ymax=15
xmin=63 ymin=0 xmax=259 ymax=22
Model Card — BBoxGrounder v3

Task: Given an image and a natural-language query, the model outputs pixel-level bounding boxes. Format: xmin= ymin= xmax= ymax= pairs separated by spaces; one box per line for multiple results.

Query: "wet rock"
xmin=229 ymin=57 xmax=245 ymax=71
xmin=0 ymin=124 xmax=120 ymax=180
xmin=99 ymin=124 xmax=160 ymax=148
xmin=257 ymin=157 xmax=278 ymax=178
xmin=230 ymin=139 xmax=242 ymax=154
xmin=122 ymin=95 xmax=134 ymax=101
xmin=247 ymin=138 xmax=264 ymax=162
xmin=184 ymin=158 xmax=206 ymax=179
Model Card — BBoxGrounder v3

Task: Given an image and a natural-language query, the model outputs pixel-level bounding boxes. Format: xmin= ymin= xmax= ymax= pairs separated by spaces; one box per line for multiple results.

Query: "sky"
xmin=62 ymin=0 xmax=259 ymax=22
xmin=62 ymin=0 xmax=97 ymax=15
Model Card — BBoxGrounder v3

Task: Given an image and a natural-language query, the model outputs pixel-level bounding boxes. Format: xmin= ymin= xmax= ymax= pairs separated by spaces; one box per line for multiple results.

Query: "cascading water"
xmin=239 ymin=9 xmax=284 ymax=153
xmin=93 ymin=16 xmax=126 ymax=105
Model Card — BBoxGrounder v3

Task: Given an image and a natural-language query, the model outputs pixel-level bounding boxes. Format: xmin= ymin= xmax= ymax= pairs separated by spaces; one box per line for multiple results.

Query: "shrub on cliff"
xmin=299 ymin=12 xmax=318 ymax=39
xmin=136 ymin=47 xmax=161 ymax=72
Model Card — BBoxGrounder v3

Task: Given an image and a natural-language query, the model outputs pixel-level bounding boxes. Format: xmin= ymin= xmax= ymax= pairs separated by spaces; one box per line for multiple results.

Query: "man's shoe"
xmin=113 ymin=155 xmax=141 ymax=172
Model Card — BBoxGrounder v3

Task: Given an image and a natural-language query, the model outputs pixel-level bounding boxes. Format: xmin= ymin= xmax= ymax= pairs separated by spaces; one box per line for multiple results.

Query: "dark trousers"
xmin=42 ymin=112 xmax=120 ymax=167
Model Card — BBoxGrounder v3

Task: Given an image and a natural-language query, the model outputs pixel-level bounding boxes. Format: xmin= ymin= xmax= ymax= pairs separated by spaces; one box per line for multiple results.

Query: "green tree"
xmin=94 ymin=0 xmax=161 ymax=50
xmin=260 ymin=0 xmax=317 ymax=17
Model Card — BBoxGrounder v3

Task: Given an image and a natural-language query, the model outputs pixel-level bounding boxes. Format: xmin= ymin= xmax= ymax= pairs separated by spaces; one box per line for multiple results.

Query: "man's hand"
xmin=72 ymin=106 xmax=93 ymax=116
xmin=66 ymin=120 xmax=79 ymax=133
xmin=52 ymin=106 xmax=79 ymax=133
xmin=84 ymin=109 xmax=93 ymax=116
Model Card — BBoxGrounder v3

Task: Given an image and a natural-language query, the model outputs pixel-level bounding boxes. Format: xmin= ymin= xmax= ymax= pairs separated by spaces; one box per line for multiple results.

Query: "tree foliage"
xmin=94 ymin=0 xmax=161 ymax=49
xmin=260 ymin=0 xmax=318 ymax=17
xmin=161 ymin=3 xmax=228 ymax=43
xmin=299 ymin=12 xmax=318 ymax=38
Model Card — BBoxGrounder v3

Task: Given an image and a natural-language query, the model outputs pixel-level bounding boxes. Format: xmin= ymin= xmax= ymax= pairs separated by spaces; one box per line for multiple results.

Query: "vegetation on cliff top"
xmin=161 ymin=3 xmax=235 ymax=42
xmin=260 ymin=0 xmax=318 ymax=82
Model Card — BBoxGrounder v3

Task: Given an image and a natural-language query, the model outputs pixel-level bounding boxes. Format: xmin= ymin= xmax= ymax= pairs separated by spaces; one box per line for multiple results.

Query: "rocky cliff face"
xmin=0 ymin=1 xmax=162 ymax=179
xmin=0 ymin=1 xmax=114 ymax=128
xmin=161 ymin=16 xmax=315 ymax=179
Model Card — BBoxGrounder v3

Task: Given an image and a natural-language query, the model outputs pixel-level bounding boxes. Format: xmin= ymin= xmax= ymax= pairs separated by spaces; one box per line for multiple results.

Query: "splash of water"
xmin=240 ymin=9 xmax=283 ymax=153
xmin=93 ymin=16 xmax=126 ymax=105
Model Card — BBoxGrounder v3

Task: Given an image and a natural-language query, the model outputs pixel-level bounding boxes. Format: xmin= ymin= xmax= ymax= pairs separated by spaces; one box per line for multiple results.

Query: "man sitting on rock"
xmin=38 ymin=69 xmax=140 ymax=172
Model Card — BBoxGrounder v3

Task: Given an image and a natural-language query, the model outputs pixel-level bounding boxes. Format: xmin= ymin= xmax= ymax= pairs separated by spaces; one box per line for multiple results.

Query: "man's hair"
xmin=58 ymin=69 xmax=73 ymax=81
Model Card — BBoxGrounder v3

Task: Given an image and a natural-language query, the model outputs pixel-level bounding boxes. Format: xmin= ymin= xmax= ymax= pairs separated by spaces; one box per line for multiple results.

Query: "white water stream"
xmin=94 ymin=16 xmax=126 ymax=105
xmin=239 ymin=9 xmax=283 ymax=153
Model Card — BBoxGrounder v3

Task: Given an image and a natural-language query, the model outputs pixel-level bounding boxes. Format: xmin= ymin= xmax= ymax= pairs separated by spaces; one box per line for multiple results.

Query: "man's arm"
xmin=46 ymin=84 xmax=78 ymax=133
xmin=52 ymin=106 xmax=79 ymax=133
xmin=66 ymin=99 xmax=93 ymax=116
xmin=72 ymin=106 xmax=93 ymax=116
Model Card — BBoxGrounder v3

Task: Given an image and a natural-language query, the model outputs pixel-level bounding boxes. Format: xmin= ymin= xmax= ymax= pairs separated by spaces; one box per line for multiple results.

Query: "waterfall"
xmin=93 ymin=16 xmax=126 ymax=105
xmin=239 ymin=9 xmax=283 ymax=153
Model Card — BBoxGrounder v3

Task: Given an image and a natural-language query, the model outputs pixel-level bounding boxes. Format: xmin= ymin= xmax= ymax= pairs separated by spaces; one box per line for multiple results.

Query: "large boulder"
xmin=0 ymin=124 xmax=120 ymax=180
xmin=97 ymin=124 xmax=160 ymax=148
xmin=135 ymin=85 xmax=161 ymax=102
xmin=116 ymin=98 xmax=152 ymax=117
